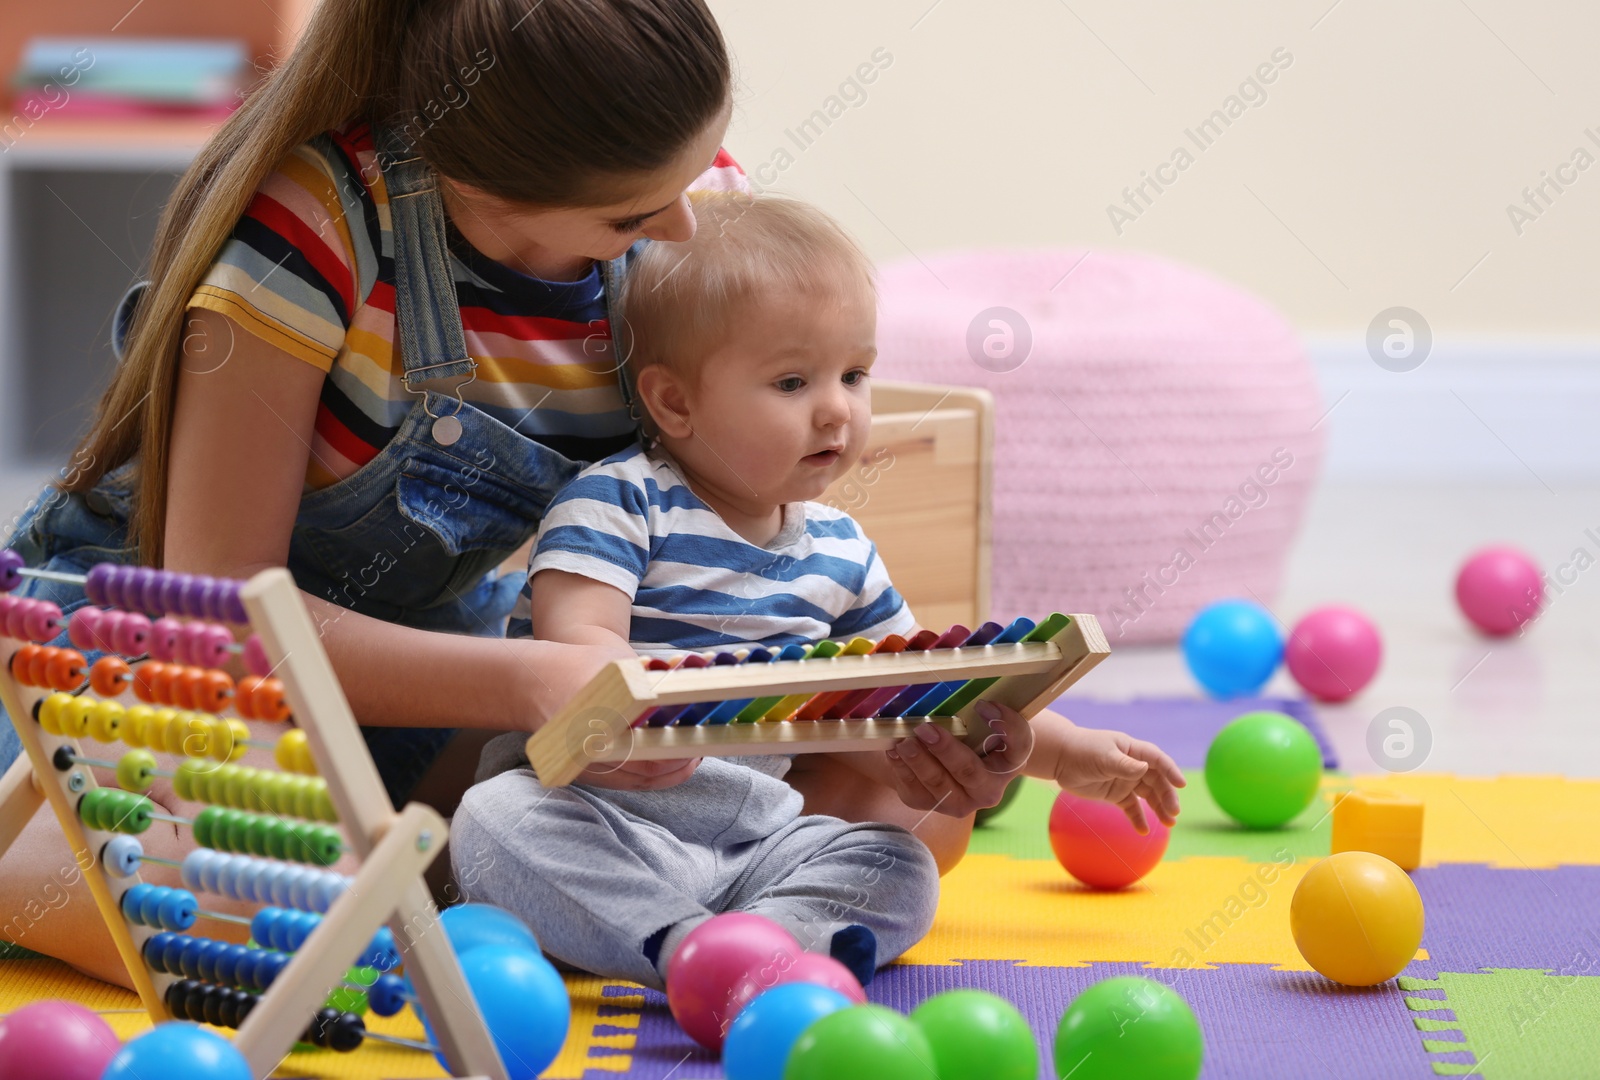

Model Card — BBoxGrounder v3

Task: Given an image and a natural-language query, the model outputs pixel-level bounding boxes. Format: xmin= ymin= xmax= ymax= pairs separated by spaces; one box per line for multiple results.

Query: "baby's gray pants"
xmin=448 ymin=733 xmax=940 ymax=990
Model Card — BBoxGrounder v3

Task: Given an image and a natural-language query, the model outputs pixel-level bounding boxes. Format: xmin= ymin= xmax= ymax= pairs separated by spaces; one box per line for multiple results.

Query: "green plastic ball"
xmin=974 ymin=777 xmax=1024 ymax=827
xmin=910 ymin=989 xmax=1037 ymax=1080
xmin=784 ymin=1004 xmax=937 ymax=1080
xmin=1054 ymin=977 xmax=1202 ymax=1080
xmin=1204 ymin=710 xmax=1323 ymax=828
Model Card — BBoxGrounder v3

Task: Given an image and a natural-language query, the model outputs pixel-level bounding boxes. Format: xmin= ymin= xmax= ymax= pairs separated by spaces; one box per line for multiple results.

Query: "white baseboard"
xmin=1307 ymin=339 xmax=1600 ymax=486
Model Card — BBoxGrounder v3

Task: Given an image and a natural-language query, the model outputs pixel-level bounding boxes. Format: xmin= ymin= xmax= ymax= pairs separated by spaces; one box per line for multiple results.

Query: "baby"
xmin=450 ymin=193 xmax=1182 ymax=992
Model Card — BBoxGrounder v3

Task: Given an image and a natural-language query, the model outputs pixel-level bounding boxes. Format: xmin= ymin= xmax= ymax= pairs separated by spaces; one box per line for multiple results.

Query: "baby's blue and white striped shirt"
xmin=508 ymin=445 xmax=916 ymax=656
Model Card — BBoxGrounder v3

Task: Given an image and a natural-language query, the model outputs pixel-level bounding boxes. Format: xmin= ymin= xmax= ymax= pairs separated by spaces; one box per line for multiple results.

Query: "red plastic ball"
xmin=0 ymin=999 xmax=120 ymax=1080
xmin=666 ymin=913 xmax=801 ymax=1050
xmin=1456 ymin=545 xmax=1543 ymax=636
xmin=1284 ymin=606 xmax=1382 ymax=702
xmin=1048 ymin=790 xmax=1170 ymax=890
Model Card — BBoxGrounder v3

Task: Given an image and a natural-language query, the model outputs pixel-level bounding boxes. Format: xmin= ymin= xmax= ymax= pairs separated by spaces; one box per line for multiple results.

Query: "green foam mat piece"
xmin=967 ymin=771 xmax=1339 ymax=864
xmin=1401 ymin=968 xmax=1600 ymax=1078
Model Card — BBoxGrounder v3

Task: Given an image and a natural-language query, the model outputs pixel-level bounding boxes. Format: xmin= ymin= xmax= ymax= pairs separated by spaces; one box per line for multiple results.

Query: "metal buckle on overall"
xmin=402 ymin=358 xmax=479 ymax=447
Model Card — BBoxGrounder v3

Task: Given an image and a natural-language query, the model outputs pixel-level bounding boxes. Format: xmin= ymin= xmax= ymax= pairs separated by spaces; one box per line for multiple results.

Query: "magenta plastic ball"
xmin=777 ymin=952 xmax=866 ymax=1004
xmin=0 ymin=1000 xmax=120 ymax=1080
xmin=1456 ymin=546 xmax=1543 ymax=636
xmin=1284 ymin=606 xmax=1382 ymax=702
xmin=1048 ymin=790 xmax=1170 ymax=890
xmin=665 ymin=913 xmax=800 ymax=1050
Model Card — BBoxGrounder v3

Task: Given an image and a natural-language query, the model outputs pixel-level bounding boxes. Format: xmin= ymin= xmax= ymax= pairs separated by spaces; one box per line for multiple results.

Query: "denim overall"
xmin=1 ymin=124 xmax=644 ymax=805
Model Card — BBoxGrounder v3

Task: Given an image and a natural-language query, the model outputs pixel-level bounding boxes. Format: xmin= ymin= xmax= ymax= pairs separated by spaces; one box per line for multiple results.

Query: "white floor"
xmin=3 ymin=466 xmax=1595 ymax=778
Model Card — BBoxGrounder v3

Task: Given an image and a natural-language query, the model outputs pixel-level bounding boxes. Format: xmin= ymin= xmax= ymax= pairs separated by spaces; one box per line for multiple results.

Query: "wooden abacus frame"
xmin=526 ymin=613 xmax=1111 ymax=787
xmin=0 ymin=568 xmax=509 ymax=1080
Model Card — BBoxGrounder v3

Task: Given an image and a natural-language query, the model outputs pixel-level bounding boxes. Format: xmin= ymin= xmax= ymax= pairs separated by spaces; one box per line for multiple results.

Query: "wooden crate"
xmin=820 ymin=379 xmax=994 ymax=631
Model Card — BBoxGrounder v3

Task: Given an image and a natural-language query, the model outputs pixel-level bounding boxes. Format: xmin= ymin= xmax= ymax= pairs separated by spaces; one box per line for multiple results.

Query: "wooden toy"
xmin=526 ymin=611 xmax=1109 ymax=787
xmin=0 ymin=552 xmax=510 ymax=1079
xmin=1331 ymin=789 xmax=1424 ymax=871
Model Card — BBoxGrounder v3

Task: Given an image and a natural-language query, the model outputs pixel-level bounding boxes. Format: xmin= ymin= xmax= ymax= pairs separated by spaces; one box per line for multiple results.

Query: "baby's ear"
xmin=635 ymin=363 xmax=693 ymax=438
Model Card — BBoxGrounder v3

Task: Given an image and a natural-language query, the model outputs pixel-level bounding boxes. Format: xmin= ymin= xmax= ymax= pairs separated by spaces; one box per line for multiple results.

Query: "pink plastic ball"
xmin=776 ymin=952 xmax=866 ymax=1004
xmin=1048 ymin=790 xmax=1170 ymax=890
xmin=0 ymin=999 xmax=120 ymax=1080
xmin=1456 ymin=546 xmax=1544 ymax=636
xmin=666 ymin=913 xmax=801 ymax=1050
xmin=1285 ymin=606 xmax=1382 ymax=702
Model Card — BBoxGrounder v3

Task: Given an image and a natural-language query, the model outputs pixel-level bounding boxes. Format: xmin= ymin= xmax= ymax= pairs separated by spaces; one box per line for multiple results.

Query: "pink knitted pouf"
xmin=874 ymin=249 xmax=1323 ymax=644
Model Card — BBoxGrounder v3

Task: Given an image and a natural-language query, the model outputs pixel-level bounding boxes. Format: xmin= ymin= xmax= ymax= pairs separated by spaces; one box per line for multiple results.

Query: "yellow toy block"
xmin=1331 ymin=789 xmax=1424 ymax=870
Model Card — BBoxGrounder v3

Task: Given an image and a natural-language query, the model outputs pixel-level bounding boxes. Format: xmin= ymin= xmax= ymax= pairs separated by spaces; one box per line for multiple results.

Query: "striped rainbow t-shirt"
xmin=187 ymin=121 xmax=748 ymax=490
xmin=512 ymin=444 xmax=917 ymax=656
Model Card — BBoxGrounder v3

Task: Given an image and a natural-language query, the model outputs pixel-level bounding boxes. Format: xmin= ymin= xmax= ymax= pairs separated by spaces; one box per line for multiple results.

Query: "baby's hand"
xmin=1053 ymin=727 xmax=1185 ymax=833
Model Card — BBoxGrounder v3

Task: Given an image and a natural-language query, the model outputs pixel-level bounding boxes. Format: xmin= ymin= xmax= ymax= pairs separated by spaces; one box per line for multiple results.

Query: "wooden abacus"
xmin=0 ymin=554 xmax=510 ymax=1080
xmin=526 ymin=611 xmax=1110 ymax=787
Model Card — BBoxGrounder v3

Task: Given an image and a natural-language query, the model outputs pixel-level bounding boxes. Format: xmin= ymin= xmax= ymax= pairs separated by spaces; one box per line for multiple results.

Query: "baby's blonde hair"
xmin=618 ymin=192 xmax=876 ymax=380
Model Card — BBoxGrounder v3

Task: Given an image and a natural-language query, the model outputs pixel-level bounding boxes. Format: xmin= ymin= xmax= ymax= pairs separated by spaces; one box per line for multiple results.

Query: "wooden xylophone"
xmin=525 ymin=612 xmax=1110 ymax=786
xmin=0 ymin=553 xmax=509 ymax=1080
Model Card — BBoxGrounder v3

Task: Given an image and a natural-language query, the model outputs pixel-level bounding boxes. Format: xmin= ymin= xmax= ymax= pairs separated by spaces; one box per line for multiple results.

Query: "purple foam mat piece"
xmin=585 ymin=961 xmax=1435 ymax=1079
xmin=1408 ymin=863 xmax=1600 ymax=975
xmin=1055 ymin=694 xmax=1339 ymax=771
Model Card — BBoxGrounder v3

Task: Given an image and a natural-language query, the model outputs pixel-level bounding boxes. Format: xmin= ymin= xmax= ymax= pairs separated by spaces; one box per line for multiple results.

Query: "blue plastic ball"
xmin=440 ymin=902 xmax=540 ymax=956
xmin=419 ymin=947 xmax=569 ymax=1080
xmin=1182 ymin=600 xmax=1283 ymax=697
xmin=724 ymin=982 xmax=852 ymax=1080
xmin=100 ymin=1022 xmax=251 ymax=1080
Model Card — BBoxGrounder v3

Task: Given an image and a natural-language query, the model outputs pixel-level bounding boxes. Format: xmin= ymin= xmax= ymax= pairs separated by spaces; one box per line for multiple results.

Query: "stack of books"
xmin=10 ymin=37 xmax=249 ymax=120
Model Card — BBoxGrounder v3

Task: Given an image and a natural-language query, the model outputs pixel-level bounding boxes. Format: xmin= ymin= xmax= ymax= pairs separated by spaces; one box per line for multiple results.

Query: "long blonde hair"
xmin=65 ymin=0 xmax=730 ymax=566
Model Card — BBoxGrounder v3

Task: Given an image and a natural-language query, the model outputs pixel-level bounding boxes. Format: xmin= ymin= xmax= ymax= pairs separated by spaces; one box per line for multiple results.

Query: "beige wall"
xmin=710 ymin=0 xmax=1600 ymax=338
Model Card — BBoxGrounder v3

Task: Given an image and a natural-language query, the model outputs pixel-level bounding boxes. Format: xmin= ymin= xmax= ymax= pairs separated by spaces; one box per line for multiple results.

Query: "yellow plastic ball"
xmin=1290 ymin=851 xmax=1424 ymax=986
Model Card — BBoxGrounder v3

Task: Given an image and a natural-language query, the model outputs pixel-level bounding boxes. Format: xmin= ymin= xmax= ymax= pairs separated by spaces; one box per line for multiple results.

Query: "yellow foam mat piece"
xmin=0 ymin=957 xmax=643 ymax=1079
xmin=905 ymin=851 xmax=1326 ymax=971
xmin=1345 ymin=773 xmax=1600 ymax=869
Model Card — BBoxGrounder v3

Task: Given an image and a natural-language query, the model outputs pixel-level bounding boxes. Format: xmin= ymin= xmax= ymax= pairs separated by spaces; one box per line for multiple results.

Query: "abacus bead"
xmin=233 ymin=675 xmax=260 ymax=719
xmin=211 ymin=943 xmax=242 ymax=987
xmin=0 ymin=548 xmax=24 ymax=591
xmin=147 ymin=663 xmax=178 ymax=706
xmin=225 ymin=718 xmax=251 ymax=762
xmin=101 ymin=567 xmax=130 ymax=612
xmin=200 ymin=624 xmax=233 ymax=667
xmin=210 ymin=763 xmax=241 ymax=807
xmin=121 ymin=705 xmax=154 ymax=747
xmin=175 ymin=622 xmax=205 ymax=667
xmin=147 ymin=616 xmax=180 ymax=662
xmin=45 ymin=648 xmax=86 ymax=691
xmin=89 ymin=699 xmax=125 ymax=742
xmin=288 ymin=866 xmax=317 ymax=910
xmin=171 ymin=668 xmax=202 ymax=711
xmin=102 ymin=835 xmax=143 ymax=878
xmin=126 ymin=568 xmax=158 ymax=615
xmin=194 ymin=576 xmax=222 ymax=621
xmin=10 ymin=643 xmax=39 ymax=684
xmin=196 ymin=938 xmax=226 ymax=982
xmin=251 ymin=678 xmax=290 ymax=722
xmin=249 ymin=909 xmax=278 ymax=950
xmin=257 ymin=949 xmax=290 ymax=989
xmin=162 ymin=889 xmax=197 ymax=931
xmin=23 ymin=599 xmax=62 ymax=643
xmin=158 ymin=573 xmax=192 ymax=618
xmin=144 ymin=708 xmax=177 ymax=754
xmin=242 ymin=635 xmax=270 ymax=677
xmin=275 ymin=729 xmax=308 ymax=773
xmin=89 ymin=655 xmax=132 ymax=697
xmin=172 ymin=757 xmax=201 ymax=802
xmin=224 ymin=809 xmax=252 ymax=854
xmin=369 ymin=974 xmax=407 ymax=1016
xmin=67 ymin=606 xmax=102 ymax=650
xmin=283 ymin=776 xmax=313 ymax=819
xmin=183 ymin=576 xmax=214 ymax=617
xmin=38 ymin=691 xmax=73 ymax=734
xmin=26 ymin=646 xmax=54 ymax=687
xmin=113 ymin=611 xmax=151 ymax=655
xmin=175 ymin=712 xmax=210 ymax=757
xmin=214 ymin=852 xmax=245 ymax=898
xmin=202 ymin=985 xmax=229 ymax=1028
xmin=121 ymin=882 xmax=155 ymax=925
xmin=131 ymin=662 xmax=161 ymax=703
xmin=5 ymin=599 xmax=31 ymax=640
xmin=180 ymin=847 xmax=211 ymax=891
xmin=92 ymin=608 xmax=125 ymax=653
xmin=84 ymin=563 xmax=113 ymax=606
xmin=219 ymin=583 xmax=247 ymax=625
xmin=160 ymin=935 xmax=190 ymax=980
xmin=360 ymin=928 xmax=400 ymax=972
xmin=62 ymin=696 xmax=97 ymax=738
xmin=195 ymin=670 xmax=234 ymax=714
xmin=141 ymin=931 xmax=172 ymax=972
xmin=120 ymin=793 xmax=153 ymax=834
xmin=116 ymin=749 xmax=158 ymax=793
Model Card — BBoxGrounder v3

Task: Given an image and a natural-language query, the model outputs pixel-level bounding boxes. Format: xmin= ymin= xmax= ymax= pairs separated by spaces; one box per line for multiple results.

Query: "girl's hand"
xmin=883 ymin=700 xmax=1034 ymax=816
xmin=1053 ymin=727 xmax=1185 ymax=833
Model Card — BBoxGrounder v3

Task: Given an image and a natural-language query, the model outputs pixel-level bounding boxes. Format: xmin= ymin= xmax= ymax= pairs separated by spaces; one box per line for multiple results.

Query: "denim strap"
xmin=375 ymin=125 xmax=476 ymax=389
